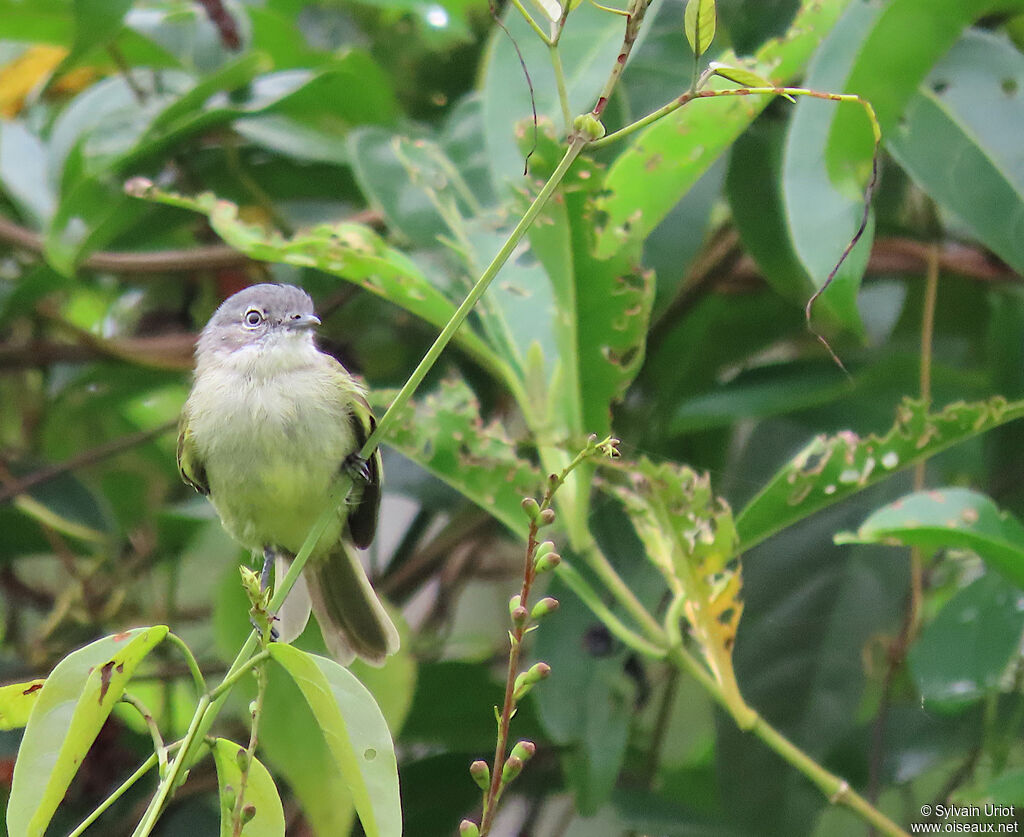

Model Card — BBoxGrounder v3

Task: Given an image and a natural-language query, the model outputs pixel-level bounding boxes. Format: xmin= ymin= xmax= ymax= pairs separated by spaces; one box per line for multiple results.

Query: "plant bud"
xmin=469 ymin=759 xmax=490 ymax=790
xmin=513 ymin=662 xmax=552 ymax=700
xmin=534 ymin=551 xmax=561 ymax=573
xmin=241 ymin=805 xmax=256 ymax=824
xmin=501 ymin=755 xmax=524 ymax=784
xmin=510 ymin=740 xmax=536 ymax=763
xmin=538 ymin=508 xmax=556 ymax=527
xmin=535 ymin=540 xmax=556 ymax=559
xmin=235 ymin=747 xmax=250 ymax=772
xmin=521 ymin=497 xmax=540 ymax=520
xmin=531 ymin=597 xmax=559 ymax=619
xmin=460 ymin=820 xmax=480 ymax=837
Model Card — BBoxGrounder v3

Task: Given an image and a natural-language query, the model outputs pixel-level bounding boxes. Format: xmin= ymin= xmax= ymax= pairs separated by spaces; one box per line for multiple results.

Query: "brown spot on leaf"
xmin=98 ymin=661 xmax=115 ymax=704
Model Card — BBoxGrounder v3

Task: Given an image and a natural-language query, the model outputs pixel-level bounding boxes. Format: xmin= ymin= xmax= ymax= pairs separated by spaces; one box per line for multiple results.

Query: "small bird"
xmin=177 ymin=283 xmax=399 ymax=666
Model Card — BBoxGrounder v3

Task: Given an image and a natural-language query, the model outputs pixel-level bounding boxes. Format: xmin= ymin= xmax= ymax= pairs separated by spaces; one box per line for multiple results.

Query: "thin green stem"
xmin=508 ymin=0 xmax=552 ymax=44
xmin=68 ymin=751 xmax=162 ymax=837
xmin=131 ymin=695 xmax=209 ymax=837
xmin=361 ymin=138 xmax=586 ymax=459
xmin=591 ymin=85 xmax=878 ymax=150
xmin=578 ymin=539 xmax=665 ymax=644
xmin=121 ymin=693 xmax=168 ymax=778
xmin=750 ymin=719 xmax=909 ymax=837
xmin=164 ymin=632 xmax=207 ymax=697
xmin=208 ymin=650 xmax=271 ymax=702
xmin=664 ymin=645 xmax=906 ymax=835
xmin=549 ymin=43 xmax=573 ymax=131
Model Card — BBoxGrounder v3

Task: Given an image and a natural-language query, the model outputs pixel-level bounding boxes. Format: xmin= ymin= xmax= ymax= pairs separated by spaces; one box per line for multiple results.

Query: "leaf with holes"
xmin=369 ymin=378 xmax=543 ymax=536
xmin=7 ymin=626 xmax=168 ymax=837
xmin=836 ymin=488 xmax=1024 ymax=590
xmin=608 ymin=459 xmax=744 ymax=705
xmin=737 ymin=397 xmax=1024 ymax=555
xmin=210 ymin=738 xmax=286 ymax=837
xmin=684 ymin=0 xmax=717 ymax=58
xmin=268 ymin=644 xmax=401 ymax=837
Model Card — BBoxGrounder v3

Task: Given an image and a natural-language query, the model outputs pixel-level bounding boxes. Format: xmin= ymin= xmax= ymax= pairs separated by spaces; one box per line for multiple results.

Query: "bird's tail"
xmin=303 ymin=542 xmax=400 ymax=667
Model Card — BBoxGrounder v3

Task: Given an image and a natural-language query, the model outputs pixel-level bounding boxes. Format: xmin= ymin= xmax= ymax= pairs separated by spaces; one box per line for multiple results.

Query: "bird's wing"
xmin=346 ymin=394 xmax=381 ymax=549
xmin=177 ymin=408 xmax=210 ymax=496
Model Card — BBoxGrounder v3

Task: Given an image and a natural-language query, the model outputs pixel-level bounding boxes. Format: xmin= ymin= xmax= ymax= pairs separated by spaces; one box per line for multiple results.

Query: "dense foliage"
xmin=3 ymin=0 xmax=1024 ymax=835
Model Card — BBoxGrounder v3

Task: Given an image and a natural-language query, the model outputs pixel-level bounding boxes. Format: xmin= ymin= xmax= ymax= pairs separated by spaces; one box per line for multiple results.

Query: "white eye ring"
xmin=244 ymin=309 xmax=263 ymax=327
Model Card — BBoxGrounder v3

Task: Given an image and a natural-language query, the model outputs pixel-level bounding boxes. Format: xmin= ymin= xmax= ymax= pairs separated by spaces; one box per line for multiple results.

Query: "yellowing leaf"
xmin=0 ymin=45 xmax=68 ymax=117
xmin=608 ymin=459 xmax=745 ymax=708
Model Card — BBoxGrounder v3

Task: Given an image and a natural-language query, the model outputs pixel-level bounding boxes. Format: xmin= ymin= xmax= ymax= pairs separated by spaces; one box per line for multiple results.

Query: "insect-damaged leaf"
xmin=369 ymin=378 xmax=544 ymax=537
xmin=737 ymin=397 xmax=1024 ymax=554
xmin=608 ymin=459 xmax=744 ymax=705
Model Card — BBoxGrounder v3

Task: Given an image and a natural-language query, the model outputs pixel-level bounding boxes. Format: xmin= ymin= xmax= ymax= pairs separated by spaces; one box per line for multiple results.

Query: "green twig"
xmin=590 ymin=85 xmax=877 ymax=150
xmin=508 ymin=0 xmax=552 ymax=44
xmin=120 ymin=693 xmax=168 ymax=778
xmin=68 ymin=751 xmax=161 ymax=837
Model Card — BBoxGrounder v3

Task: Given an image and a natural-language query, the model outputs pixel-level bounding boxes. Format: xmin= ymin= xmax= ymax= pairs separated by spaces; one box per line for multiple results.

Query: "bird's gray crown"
xmin=198 ymin=283 xmax=319 ymax=358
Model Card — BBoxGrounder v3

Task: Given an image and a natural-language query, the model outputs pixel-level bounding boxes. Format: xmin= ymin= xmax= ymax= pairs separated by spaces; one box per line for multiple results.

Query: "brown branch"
xmin=0 ymin=332 xmax=196 ymax=371
xmin=0 ymin=419 xmax=178 ymax=505
xmin=0 ymin=208 xmax=386 ymax=275
xmin=0 ymin=214 xmax=247 ymax=274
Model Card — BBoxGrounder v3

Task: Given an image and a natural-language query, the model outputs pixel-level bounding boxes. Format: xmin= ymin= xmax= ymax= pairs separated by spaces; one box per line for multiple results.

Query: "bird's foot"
xmin=343 ymin=452 xmax=372 ymax=482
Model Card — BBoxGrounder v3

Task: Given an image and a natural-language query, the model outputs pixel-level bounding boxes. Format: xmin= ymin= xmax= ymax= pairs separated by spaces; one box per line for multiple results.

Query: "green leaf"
xmin=708 ymin=61 xmax=793 ymax=100
xmin=836 ymin=488 xmax=1024 ymax=589
xmin=238 ymin=51 xmax=400 ymax=165
xmin=0 ymin=680 xmax=46 ymax=731
xmin=825 ymin=0 xmax=1024 ymax=186
xmin=887 ymin=31 xmax=1024 ymax=275
xmin=349 ymin=127 xmax=465 ymax=248
xmin=560 ymin=157 xmax=654 ymax=435
xmin=268 ymin=644 xmax=401 ymax=837
xmin=595 ymin=0 xmax=853 ymax=258
xmin=368 ymin=378 xmax=544 ymax=536
xmin=0 ymin=121 xmax=55 ymax=228
xmin=684 ymin=0 xmax=717 ymax=58
xmin=736 ymin=397 xmax=1024 ymax=554
xmin=908 ymin=573 xmax=1024 ymax=710
xmin=210 ymin=738 xmax=286 ymax=837
xmin=7 ymin=626 xmax=169 ymax=837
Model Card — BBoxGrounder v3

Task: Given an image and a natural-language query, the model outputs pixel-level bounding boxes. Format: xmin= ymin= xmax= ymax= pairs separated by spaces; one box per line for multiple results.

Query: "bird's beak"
xmin=287 ymin=313 xmax=321 ymax=331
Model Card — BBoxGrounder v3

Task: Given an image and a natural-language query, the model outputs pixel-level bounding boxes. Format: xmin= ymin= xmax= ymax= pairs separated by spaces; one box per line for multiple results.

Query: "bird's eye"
xmin=244 ymin=309 xmax=263 ymax=327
